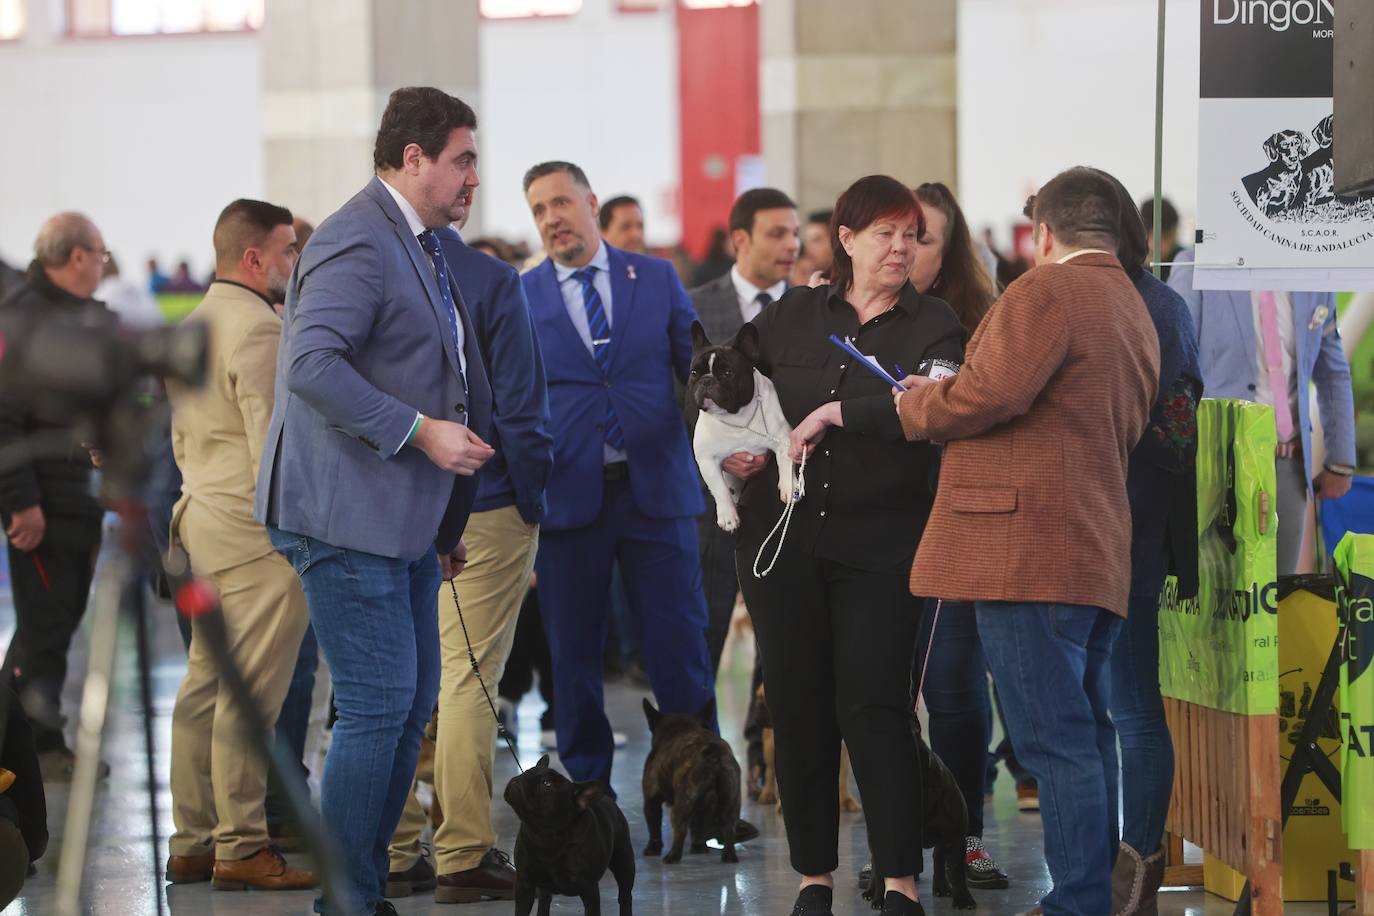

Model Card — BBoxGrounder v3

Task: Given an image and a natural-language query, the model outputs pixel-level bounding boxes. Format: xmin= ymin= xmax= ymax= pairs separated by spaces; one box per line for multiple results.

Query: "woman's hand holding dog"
xmin=722 ymin=452 xmax=769 ymax=479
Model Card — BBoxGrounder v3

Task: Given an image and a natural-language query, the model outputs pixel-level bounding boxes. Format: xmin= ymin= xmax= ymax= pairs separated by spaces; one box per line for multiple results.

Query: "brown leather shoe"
xmin=212 ymin=846 xmax=318 ymax=891
xmin=166 ymin=852 xmax=214 ymax=884
xmin=435 ymin=848 xmax=515 ymax=903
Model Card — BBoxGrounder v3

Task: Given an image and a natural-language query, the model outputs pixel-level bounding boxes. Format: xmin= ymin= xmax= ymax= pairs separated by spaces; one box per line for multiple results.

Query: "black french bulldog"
xmin=861 ymin=733 xmax=976 ymax=911
xmin=503 ymin=755 xmax=634 ymax=916
xmin=641 ymin=698 xmax=743 ymax=865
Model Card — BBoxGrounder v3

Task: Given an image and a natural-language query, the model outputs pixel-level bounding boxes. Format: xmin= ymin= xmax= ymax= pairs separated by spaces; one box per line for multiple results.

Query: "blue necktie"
xmin=573 ymin=266 xmax=625 ymax=451
xmin=417 ymin=230 xmax=465 ymax=378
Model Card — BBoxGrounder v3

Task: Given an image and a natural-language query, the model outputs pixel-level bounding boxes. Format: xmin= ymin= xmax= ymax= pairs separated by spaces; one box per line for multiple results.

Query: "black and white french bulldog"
xmin=687 ymin=321 xmax=799 ymax=531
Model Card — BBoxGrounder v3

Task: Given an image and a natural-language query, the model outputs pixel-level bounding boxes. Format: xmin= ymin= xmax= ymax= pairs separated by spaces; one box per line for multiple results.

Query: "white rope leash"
xmin=915 ymin=598 xmax=943 ymax=710
xmin=751 ymin=449 xmax=807 ymax=579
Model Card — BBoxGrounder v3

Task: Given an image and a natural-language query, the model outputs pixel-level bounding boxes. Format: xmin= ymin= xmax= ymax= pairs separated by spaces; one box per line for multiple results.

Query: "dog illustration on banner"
xmin=1241 ymin=115 xmax=1374 ymax=223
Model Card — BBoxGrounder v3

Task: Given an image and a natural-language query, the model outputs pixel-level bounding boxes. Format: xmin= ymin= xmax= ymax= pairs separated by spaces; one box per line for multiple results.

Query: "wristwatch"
xmin=1323 ymin=463 xmax=1354 ymax=477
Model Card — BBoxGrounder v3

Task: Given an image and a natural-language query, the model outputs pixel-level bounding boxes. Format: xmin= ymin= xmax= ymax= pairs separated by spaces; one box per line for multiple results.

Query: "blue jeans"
xmin=268 ymin=528 xmax=441 ymax=916
xmin=977 ymin=602 xmax=1121 ymax=916
xmin=264 ymin=623 xmax=319 ymax=828
xmin=1112 ymin=465 xmax=1175 ymax=855
xmin=916 ymin=600 xmax=990 ymax=836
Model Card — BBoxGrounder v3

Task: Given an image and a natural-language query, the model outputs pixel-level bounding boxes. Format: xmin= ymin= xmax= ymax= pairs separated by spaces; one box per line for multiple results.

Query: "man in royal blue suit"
xmin=520 ymin=161 xmax=713 ymax=790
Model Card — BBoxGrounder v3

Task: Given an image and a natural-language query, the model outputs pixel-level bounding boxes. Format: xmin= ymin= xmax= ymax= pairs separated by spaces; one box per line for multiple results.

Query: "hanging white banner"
xmin=1192 ymin=0 xmax=1374 ymax=291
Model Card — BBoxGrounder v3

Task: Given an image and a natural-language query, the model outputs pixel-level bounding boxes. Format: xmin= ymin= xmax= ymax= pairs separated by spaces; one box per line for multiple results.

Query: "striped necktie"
xmin=573 ymin=266 xmax=625 ymax=451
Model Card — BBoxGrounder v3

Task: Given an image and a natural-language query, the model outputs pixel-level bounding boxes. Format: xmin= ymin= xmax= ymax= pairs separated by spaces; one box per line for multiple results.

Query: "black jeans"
xmin=498 ymin=586 xmax=554 ymax=718
xmin=697 ymin=504 xmax=740 ymax=676
xmin=3 ymin=532 xmax=100 ymax=752
xmin=739 ymin=547 xmax=923 ymax=877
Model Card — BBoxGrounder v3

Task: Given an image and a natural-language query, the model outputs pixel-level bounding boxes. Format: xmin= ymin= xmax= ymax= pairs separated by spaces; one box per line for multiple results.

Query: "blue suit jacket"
xmin=1167 ymin=249 xmax=1356 ymax=488
xmin=254 ymin=177 xmax=492 ymax=559
xmin=438 ymin=228 xmax=552 ymax=524
xmin=521 ymin=245 xmax=704 ymax=531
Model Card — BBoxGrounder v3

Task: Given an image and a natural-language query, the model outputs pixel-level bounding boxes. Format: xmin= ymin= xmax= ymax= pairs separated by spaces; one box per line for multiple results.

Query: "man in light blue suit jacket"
xmin=254 ymin=88 xmax=494 ymax=916
xmin=520 ymin=161 xmax=713 ymax=791
xmin=1168 ymin=249 xmax=1355 ymax=573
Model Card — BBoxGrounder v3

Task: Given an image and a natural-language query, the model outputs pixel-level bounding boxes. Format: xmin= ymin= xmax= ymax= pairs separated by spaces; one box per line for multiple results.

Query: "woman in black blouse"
xmin=728 ymin=176 xmax=964 ymax=916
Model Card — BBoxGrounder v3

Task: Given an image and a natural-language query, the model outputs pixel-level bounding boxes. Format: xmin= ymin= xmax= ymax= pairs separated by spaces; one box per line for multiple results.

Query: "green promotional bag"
xmin=1333 ymin=532 xmax=1374 ymax=849
xmin=1159 ymin=399 xmax=1279 ymax=715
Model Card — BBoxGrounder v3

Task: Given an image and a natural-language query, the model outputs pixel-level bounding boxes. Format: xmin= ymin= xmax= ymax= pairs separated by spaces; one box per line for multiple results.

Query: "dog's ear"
xmin=733 ymin=322 xmax=761 ymax=364
xmin=691 ymin=319 xmax=710 ymax=351
xmin=573 ymin=780 xmax=604 ymax=811
xmin=696 ymin=697 xmax=717 ymax=729
xmin=535 ymin=754 xmax=550 ymax=771
xmin=642 ymin=697 xmax=661 ymax=732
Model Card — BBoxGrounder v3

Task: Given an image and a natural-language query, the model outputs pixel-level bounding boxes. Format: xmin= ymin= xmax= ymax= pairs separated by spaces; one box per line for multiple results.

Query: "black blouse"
xmin=738 ymin=281 xmax=966 ymax=574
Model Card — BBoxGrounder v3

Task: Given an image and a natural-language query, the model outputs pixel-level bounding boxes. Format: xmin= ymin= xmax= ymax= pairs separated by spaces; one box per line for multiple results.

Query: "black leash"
xmin=448 ymin=579 xmax=525 ymax=774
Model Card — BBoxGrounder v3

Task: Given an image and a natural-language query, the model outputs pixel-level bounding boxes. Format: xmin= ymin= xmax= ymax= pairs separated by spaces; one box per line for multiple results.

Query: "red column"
xmin=676 ymin=1 xmax=760 ymax=261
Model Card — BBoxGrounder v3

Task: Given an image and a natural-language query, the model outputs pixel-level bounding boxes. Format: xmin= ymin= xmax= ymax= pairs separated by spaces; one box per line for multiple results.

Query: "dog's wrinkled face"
xmin=503 ymin=755 xmax=603 ymax=829
xmin=688 ymin=320 xmax=761 ymax=415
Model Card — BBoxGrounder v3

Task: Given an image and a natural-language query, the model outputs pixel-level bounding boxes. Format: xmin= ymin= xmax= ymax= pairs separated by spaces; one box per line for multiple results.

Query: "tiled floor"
xmin=0 ymin=544 xmax=1342 ymax=915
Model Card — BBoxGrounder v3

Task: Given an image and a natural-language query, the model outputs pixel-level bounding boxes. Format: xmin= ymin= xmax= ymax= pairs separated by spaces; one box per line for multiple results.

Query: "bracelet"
xmin=1324 ymin=464 xmax=1354 ymax=477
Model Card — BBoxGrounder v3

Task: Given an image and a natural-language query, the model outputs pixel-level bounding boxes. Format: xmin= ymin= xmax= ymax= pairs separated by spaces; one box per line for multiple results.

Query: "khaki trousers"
xmin=169 ymin=506 xmax=311 ymax=860
xmin=389 ymin=506 xmax=539 ymax=874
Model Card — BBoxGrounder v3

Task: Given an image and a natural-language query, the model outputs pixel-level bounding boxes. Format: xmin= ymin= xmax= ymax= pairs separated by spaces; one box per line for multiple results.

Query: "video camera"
xmin=0 ymin=307 xmax=208 ymax=497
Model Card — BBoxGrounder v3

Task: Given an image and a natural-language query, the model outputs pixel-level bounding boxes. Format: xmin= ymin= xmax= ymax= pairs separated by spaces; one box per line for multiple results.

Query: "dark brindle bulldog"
xmin=641 ymin=698 xmax=743 ymax=865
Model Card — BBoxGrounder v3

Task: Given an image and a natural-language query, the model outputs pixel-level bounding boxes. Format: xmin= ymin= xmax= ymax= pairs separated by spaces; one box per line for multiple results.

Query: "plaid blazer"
xmin=897 ymin=252 xmax=1160 ymax=618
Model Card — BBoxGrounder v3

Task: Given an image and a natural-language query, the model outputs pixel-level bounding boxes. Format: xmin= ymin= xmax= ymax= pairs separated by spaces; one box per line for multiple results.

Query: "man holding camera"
xmin=0 ymin=212 xmax=110 ymax=781
xmin=163 ymin=199 xmax=317 ymax=892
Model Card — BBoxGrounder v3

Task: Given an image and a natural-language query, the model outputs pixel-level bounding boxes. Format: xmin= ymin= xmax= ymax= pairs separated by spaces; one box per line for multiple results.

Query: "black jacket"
xmin=0 ymin=262 xmax=106 ymax=542
xmin=738 ymin=282 xmax=966 ymax=573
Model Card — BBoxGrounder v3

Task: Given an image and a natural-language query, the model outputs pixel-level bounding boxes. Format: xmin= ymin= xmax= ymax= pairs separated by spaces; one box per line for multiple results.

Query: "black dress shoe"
xmin=712 ymin=818 xmax=760 ymax=844
xmin=375 ymin=903 xmax=399 ymax=916
xmin=880 ymin=890 xmax=926 ymax=916
xmin=385 ymin=852 xmax=436 ymax=898
xmin=789 ymin=884 xmax=834 ymax=916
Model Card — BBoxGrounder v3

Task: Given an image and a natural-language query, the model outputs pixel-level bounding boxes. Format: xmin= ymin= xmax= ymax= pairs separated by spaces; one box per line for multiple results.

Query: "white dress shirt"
xmin=553 ymin=241 xmax=614 ymax=352
xmin=729 ymin=266 xmax=787 ymax=325
xmin=553 ymin=241 xmax=626 ymax=464
xmin=380 ymin=177 xmax=467 ymax=451
xmin=1250 ymin=289 xmax=1300 ymax=443
xmin=379 ymin=177 xmax=466 ymax=377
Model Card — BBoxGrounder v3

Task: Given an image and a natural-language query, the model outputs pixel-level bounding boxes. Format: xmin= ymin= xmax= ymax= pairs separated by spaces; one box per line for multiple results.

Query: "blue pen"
xmin=827 ymin=335 xmax=905 ymax=389
xmin=893 ymin=363 xmax=907 ymax=380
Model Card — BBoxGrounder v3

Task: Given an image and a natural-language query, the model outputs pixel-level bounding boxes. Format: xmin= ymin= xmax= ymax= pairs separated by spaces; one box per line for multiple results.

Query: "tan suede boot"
xmin=1111 ymin=842 xmax=1165 ymax=915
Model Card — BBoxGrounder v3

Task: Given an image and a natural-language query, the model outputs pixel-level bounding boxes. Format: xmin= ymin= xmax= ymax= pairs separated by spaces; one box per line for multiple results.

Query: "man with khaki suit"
xmin=164 ymin=199 xmax=316 ymax=892
xmin=896 ymin=168 xmax=1160 ymax=915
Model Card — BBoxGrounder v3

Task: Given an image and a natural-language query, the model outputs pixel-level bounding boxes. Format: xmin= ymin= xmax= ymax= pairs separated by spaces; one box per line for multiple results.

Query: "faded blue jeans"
xmin=1112 ymin=462 xmax=1175 ymax=856
xmin=977 ymin=602 xmax=1121 ymax=916
xmin=915 ymin=600 xmax=990 ymax=836
xmin=269 ymin=527 xmax=441 ymax=916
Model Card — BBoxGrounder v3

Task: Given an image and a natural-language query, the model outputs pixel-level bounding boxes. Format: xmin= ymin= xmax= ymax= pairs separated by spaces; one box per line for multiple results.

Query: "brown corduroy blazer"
xmin=897 ymin=252 xmax=1160 ymax=618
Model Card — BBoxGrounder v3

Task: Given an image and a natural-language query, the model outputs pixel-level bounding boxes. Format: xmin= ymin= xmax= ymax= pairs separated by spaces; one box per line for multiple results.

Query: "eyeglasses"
xmin=80 ymin=245 xmax=112 ymax=264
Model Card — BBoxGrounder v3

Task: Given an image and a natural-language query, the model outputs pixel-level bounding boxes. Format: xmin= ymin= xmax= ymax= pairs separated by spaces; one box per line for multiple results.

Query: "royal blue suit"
xmin=522 ymin=243 xmax=712 ymax=787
